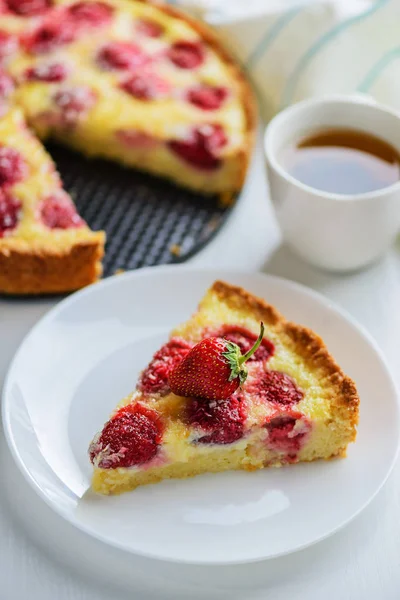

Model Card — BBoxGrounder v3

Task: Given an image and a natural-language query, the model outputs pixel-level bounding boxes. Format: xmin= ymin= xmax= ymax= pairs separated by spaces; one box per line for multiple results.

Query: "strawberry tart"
xmin=0 ymin=0 xmax=255 ymax=293
xmin=89 ymin=280 xmax=359 ymax=495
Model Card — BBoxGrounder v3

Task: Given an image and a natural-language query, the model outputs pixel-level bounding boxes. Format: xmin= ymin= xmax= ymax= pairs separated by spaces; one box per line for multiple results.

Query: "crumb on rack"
xmin=170 ymin=244 xmax=181 ymax=257
xmin=114 ymin=268 xmax=125 ymax=275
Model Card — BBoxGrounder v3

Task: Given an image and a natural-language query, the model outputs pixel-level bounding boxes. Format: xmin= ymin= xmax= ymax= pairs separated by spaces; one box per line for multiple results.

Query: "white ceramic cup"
xmin=264 ymin=95 xmax=400 ymax=272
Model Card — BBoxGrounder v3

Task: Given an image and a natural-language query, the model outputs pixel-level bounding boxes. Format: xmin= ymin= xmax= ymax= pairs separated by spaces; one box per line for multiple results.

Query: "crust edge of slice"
xmin=210 ymin=279 xmax=359 ymax=432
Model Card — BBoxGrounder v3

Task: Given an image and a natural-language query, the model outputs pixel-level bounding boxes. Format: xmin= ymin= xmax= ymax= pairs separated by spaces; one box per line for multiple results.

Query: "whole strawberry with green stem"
xmin=169 ymin=322 xmax=265 ymax=400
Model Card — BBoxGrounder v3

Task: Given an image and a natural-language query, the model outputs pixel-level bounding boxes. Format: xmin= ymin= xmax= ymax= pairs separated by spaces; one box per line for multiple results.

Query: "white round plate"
xmin=3 ymin=267 xmax=399 ymax=565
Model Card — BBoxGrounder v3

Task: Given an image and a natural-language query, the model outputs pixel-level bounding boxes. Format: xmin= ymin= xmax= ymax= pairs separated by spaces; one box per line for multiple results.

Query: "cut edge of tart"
xmin=0 ymin=107 xmax=105 ymax=294
xmin=89 ymin=280 xmax=359 ymax=495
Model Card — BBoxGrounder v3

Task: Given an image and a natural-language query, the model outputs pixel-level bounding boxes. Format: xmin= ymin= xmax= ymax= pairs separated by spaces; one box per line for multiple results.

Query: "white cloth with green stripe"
xmin=172 ymin=0 xmax=400 ymax=120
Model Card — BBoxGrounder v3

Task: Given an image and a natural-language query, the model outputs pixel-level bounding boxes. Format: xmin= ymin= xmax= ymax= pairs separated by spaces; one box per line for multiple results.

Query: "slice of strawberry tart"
xmin=0 ymin=106 xmax=104 ymax=294
xmin=89 ymin=280 xmax=359 ymax=495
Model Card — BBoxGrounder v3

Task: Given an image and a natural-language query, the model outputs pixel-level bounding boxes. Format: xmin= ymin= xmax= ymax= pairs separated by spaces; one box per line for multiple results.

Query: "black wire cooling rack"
xmin=47 ymin=143 xmax=235 ymax=277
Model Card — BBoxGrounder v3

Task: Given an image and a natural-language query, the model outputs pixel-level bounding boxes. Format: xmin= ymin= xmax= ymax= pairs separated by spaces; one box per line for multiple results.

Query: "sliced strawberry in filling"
xmin=0 ymin=146 xmax=28 ymax=186
xmin=0 ymin=69 xmax=14 ymax=97
xmin=168 ymin=124 xmax=227 ymax=171
xmin=187 ymin=85 xmax=228 ymax=111
xmin=23 ymin=2 xmax=112 ymax=55
xmin=136 ymin=18 xmax=164 ymax=38
xmin=119 ymin=71 xmax=170 ymax=100
xmin=246 ymin=364 xmax=304 ymax=407
xmin=246 ymin=370 xmax=304 ymax=407
xmin=89 ymin=403 xmax=163 ymax=469
xmin=0 ymin=30 xmax=18 ymax=62
xmin=24 ymin=62 xmax=68 ymax=82
xmin=40 ymin=192 xmax=84 ymax=229
xmin=185 ymin=395 xmax=246 ymax=445
xmin=115 ymin=129 xmax=158 ymax=150
xmin=65 ymin=1 xmax=113 ymax=27
xmin=53 ymin=86 xmax=96 ymax=125
xmin=265 ymin=410 xmax=311 ymax=455
xmin=96 ymin=41 xmax=148 ymax=71
xmin=5 ymin=0 xmax=51 ymax=16
xmin=23 ymin=16 xmax=76 ymax=54
xmin=0 ymin=189 xmax=21 ymax=237
xmin=138 ymin=337 xmax=193 ymax=395
xmin=216 ymin=325 xmax=274 ymax=363
xmin=167 ymin=41 xmax=205 ymax=69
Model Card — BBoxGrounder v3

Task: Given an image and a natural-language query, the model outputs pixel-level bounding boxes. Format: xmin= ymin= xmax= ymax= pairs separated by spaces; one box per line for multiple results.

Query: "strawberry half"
xmin=169 ymin=322 xmax=265 ymax=400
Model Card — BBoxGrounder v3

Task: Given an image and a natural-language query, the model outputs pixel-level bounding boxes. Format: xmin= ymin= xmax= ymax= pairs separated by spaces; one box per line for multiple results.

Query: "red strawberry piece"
xmin=136 ymin=18 xmax=164 ymax=38
xmin=5 ymin=0 xmax=51 ymax=16
xmin=119 ymin=71 xmax=169 ymax=101
xmin=0 ymin=189 xmax=21 ymax=237
xmin=96 ymin=41 xmax=147 ymax=71
xmin=0 ymin=146 xmax=28 ymax=186
xmin=53 ymin=86 xmax=96 ymax=124
xmin=23 ymin=2 xmax=111 ymax=55
xmin=185 ymin=395 xmax=246 ymax=445
xmin=167 ymin=40 xmax=205 ymax=69
xmin=0 ymin=69 xmax=14 ymax=97
xmin=65 ymin=1 xmax=113 ymax=27
xmin=169 ymin=323 xmax=265 ymax=401
xmin=247 ymin=370 xmax=303 ymax=407
xmin=265 ymin=410 xmax=311 ymax=454
xmin=89 ymin=403 xmax=163 ymax=469
xmin=138 ymin=337 xmax=193 ymax=395
xmin=23 ymin=17 xmax=76 ymax=54
xmin=40 ymin=192 xmax=84 ymax=229
xmin=187 ymin=85 xmax=228 ymax=111
xmin=168 ymin=123 xmax=227 ymax=171
xmin=25 ymin=62 xmax=68 ymax=82
xmin=115 ymin=129 xmax=158 ymax=150
xmin=0 ymin=30 xmax=18 ymax=61
xmin=215 ymin=325 xmax=274 ymax=363
xmin=198 ymin=123 xmax=227 ymax=151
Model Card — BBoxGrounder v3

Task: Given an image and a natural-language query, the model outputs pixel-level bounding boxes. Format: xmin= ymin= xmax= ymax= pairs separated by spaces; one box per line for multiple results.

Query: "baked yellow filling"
xmin=0 ymin=107 xmax=102 ymax=249
xmin=1 ymin=0 xmax=252 ymax=197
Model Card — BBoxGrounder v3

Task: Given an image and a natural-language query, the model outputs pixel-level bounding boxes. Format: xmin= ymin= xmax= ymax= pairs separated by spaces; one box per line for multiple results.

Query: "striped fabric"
xmin=170 ymin=0 xmax=400 ymax=121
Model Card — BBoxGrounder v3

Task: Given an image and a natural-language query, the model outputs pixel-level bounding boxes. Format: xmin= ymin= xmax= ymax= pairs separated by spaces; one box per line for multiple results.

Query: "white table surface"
xmin=1 ymin=133 xmax=400 ymax=600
